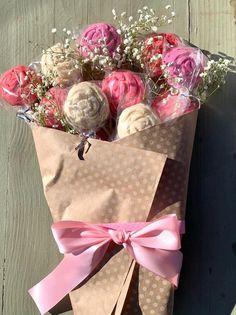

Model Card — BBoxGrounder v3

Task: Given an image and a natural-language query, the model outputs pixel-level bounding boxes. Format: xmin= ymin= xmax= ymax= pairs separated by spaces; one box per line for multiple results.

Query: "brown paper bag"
xmin=32 ymin=109 xmax=198 ymax=315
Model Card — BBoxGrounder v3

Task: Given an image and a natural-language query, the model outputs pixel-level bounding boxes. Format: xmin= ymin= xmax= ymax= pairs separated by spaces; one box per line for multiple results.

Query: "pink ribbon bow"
xmin=29 ymin=214 xmax=184 ymax=314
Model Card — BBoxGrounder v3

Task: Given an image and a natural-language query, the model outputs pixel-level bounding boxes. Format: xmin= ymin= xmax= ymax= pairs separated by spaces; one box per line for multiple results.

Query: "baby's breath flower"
xmin=114 ymin=53 xmax=121 ymax=60
xmin=51 ymin=28 xmax=57 ymax=33
xmin=151 ymin=26 xmax=158 ymax=32
xmin=197 ymin=58 xmax=230 ymax=101
xmin=165 ymin=5 xmax=171 ymax=10
xmin=146 ymin=37 xmax=154 ymax=45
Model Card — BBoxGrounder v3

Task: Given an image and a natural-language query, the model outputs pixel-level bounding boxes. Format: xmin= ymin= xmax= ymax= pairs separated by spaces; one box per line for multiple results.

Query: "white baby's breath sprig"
xmin=197 ymin=58 xmax=231 ymax=101
xmin=111 ymin=6 xmax=176 ymax=69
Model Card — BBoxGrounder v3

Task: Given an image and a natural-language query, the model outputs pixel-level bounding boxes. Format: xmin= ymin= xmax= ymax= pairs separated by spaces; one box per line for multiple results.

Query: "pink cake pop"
xmin=0 ymin=65 xmax=40 ymax=106
xmin=151 ymin=89 xmax=199 ymax=122
xmin=102 ymin=70 xmax=145 ymax=115
xmin=78 ymin=23 xmax=121 ymax=58
xmin=39 ymin=87 xmax=68 ymax=129
xmin=163 ymin=46 xmax=207 ymax=90
xmin=143 ymin=33 xmax=181 ymax=78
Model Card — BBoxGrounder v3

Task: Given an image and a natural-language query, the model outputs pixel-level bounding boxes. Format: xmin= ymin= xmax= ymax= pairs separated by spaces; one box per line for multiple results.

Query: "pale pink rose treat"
xmin=78 ymin=23 xmax=121 ymax=58
xmin=163 ymin=46 xmax=207 ymax=90
xmin=102 ymin=70 xmax=145 ymax=114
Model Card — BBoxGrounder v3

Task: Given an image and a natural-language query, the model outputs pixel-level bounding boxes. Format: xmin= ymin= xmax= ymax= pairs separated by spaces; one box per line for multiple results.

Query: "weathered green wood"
xmin=2 ymin=109 xmax=63 ymax=315
xmin=0 ymin=107 xmax=14 ymax=314
xmin=189 ymin=0 xmax=236 ymax=57
xmin=0 ymin=1 xmax=235 ymax=315
xmin=0 ymin=1 xmax=62 ymax=314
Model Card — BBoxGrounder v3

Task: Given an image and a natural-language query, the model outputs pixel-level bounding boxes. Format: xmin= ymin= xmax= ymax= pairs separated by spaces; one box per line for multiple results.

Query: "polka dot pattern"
xmin=31 ymin=110 xmax=198 ymax=315
xmin=116 ymin=111 xmax=198 ymax=315
xmin=117 ymin=110 xmax=198 ymax=163
xmin=33 ymin=129 xmax=167 ymax=223
xmin=70 ymin=247 xmax=133 ymax=315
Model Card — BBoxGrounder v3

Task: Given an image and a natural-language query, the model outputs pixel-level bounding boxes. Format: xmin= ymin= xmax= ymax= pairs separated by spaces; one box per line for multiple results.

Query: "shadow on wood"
xmin=174 ymin=68 xmax=236 ymax=315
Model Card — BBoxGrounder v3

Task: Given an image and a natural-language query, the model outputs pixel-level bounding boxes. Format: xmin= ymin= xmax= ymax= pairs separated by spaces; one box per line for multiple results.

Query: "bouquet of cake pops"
xmin=0 ymin=6 xmax=230 ymax=315
xmin=0 ymin=7 xmax=229 ymax=146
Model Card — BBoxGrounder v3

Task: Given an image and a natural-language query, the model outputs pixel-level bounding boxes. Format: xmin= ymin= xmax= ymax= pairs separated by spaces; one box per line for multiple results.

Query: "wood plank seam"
xmin=1 ymin=134 xmax=11 ymax=315
xmin=188 ymin=0 xmax=191 ymax=42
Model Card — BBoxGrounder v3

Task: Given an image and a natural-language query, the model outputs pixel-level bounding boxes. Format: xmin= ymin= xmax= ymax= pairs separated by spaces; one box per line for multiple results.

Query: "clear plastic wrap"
xmin=151 ymin=87 xmax=200 ymax=122
xmin=142 ymin=32 xmax=183 ymax=79
xmin=0 ymin=65 xmax=41 ymax=106
xmin=63 ymin=81 xmax=110 ymax=132
xmin=0 ymin=27 xmax=208 ymax=139
xmin=162 ymin=45 xmax=208 ymax=92
xmin=102 ymin=70 xmax=153 ymax=115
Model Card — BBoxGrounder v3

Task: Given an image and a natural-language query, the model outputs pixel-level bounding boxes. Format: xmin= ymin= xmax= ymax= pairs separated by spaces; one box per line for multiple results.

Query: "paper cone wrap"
xmin=32 ymin=109 xmax=198 ymax=315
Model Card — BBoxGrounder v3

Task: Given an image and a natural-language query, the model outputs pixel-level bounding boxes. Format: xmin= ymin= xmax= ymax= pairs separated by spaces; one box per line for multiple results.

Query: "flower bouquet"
xmin=0 ymin=5 xmax=230 ymax=315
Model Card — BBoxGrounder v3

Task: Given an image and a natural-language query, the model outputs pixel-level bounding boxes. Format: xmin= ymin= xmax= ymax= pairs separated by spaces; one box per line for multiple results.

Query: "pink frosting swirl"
xmin=102 ymin=70 xmax=145 ymax=114
xmin=163 ymin=46 xmax=207 ymax=90
xmin=0 ymin=65 xmax=40 ymax=106
xmin=78 ymin=23 xmax=121 ymax=57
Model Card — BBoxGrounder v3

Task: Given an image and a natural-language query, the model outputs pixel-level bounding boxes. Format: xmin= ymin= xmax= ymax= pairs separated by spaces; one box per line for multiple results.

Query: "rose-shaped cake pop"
xmin=117 ymin=103 xmax=157 ymax=138
xmin=78 ymin=23 xmax=121 ymax=58
xmin=0 ymin=65 xmax=39 ymax=106
xmin=41 ymin=43 xmax=81 ymax=87
xmin=163 ymin=46 xmax=207 ymax=90
xmin=151 ymin=89 xmax=199 ymax=122
xmin=102 ymin=70 xmax=145 ymax=115
xmin=64 ymin=82 xmax=110 ymax=131
xmin=142 ymin=33 xmax=181 ymax=78
xmin=39 ymin=87 xmax=68 ymax=129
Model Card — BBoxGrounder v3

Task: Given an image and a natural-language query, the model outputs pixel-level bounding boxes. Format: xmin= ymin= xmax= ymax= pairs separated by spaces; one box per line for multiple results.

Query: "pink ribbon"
xmin=29 ymin=214 xmax=184 ymax=314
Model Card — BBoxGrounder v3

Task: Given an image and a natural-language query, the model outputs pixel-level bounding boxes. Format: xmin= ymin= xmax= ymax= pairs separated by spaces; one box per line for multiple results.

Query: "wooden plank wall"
xmin=0 ymin=1 xmax=235 ymax=314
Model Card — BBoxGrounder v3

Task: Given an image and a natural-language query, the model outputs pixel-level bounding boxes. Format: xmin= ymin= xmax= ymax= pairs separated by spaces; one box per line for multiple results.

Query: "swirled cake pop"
xmin=78 ymin=23 xmax=121 ymax=58
xmin=41 ymin=43 xmax=81 ymax=87
xmin=102 ymin=70 xmax=145 ymax=115
xmin=64 ymin=82 xmax=110 ymax=131
xmin=117 ymin=103 xmax=157 ymax=138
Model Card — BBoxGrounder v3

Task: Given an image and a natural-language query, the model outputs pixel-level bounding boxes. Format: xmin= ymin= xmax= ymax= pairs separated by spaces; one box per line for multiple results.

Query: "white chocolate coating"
xmin=64 ymin=82 xmax=110 ymax=131
xmin=117 ymin=103 xmax=158 ymax=138
xmin=41 ymin=43 xmax=81 ymax=87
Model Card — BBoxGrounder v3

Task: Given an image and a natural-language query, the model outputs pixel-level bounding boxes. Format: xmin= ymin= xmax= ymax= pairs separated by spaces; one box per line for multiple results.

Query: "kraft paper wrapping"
xmin=32 ymin=109 xmax=198 ymax=315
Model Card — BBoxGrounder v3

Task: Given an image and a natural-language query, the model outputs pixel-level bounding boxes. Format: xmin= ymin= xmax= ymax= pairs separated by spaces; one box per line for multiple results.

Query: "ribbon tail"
xmin=29 ymin=241 xmax=110 ymax=315
xmin=114 ymin=260 xmax=136 ymax=315
xmin=127 ymin=243 xmax=183 ymax=287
